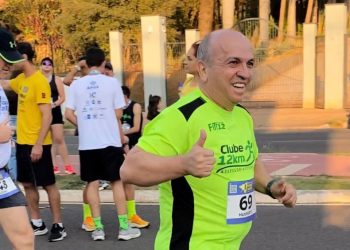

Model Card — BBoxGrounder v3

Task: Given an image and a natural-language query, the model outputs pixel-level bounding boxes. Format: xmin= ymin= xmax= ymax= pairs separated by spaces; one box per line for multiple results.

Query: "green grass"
xmin=55 ymin=175 xmax=85 ymax=189
xmin=285 ymin=176 xmax=350 ymax=190
xmin=55 ymin=174 xmax=157 ymax=190
xmin=55 ymin=175 xmax=350 ymax=190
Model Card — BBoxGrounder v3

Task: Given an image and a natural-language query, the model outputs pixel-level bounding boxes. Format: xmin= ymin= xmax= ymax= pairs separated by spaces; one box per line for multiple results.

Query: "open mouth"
xmin=232 ymin=83 xmax=246 ymax=89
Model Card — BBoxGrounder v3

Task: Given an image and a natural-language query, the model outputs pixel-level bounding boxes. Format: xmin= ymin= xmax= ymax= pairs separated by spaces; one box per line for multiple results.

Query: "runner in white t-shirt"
xmin=65 ymin=47 xmax=141 ymax=241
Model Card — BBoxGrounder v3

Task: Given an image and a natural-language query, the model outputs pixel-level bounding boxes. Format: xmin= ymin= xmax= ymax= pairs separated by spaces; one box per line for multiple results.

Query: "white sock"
xmin=31 ymin=219 xmax=43 ymax=227
xmin=57 ymin=222 xmax=63 ymax=227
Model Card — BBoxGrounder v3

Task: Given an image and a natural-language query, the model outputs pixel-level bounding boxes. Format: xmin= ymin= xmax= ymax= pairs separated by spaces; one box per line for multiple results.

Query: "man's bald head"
xmin=197 ymin=30 xmax=252 ymax=65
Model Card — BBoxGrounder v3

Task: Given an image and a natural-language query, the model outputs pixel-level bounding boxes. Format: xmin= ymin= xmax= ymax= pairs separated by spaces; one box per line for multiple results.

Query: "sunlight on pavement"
xmin=323 ymin=205 xmax=350 ymax=229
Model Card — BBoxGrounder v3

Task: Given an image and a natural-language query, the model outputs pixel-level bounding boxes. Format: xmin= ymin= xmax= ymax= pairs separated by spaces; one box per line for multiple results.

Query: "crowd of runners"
xmin=0 ymin=26 xmax=297 ymax=250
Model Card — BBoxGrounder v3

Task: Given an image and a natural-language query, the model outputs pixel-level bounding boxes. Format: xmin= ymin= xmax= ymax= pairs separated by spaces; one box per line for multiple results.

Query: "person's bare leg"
xmin=51 ymin=124 xmax=71 ymax=166
xmin=51 ymin=140 xmax=58 ymax=168
xmin=0 ymin=206 xmax=35 ymax=250
xmin=124 ymin=183 xmax=135 ymax=201
xmin=83 ymin=186 xmax=89 ymax=204
xmin=111 ymin=180 xmax=127 ymax=215
xmin=43 ymin=184 xmax=62 ymax=223
xmin=22 ymin=182 xmax=40 ymax=219
xmin=86 ymin=181 xmax=100 ymax=218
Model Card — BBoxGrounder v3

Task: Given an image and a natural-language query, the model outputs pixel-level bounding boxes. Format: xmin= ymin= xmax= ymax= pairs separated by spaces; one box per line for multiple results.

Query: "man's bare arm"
xmin=31 ymin=103 xmax=52 ymax=161
xmin=0 ymin=79 xmax=11 ymax=90
xmin=120 ymin=130 xmax=215 ymax=186
xmin=65 ymin=108 xmax=77 ymax=126
xmin=63 ymin=67 xmax=79 ymax=86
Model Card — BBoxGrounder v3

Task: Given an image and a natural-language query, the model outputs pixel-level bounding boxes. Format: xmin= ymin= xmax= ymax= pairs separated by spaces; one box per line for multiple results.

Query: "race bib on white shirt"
xmin=226 ymin=179 xmax=256 ymax=224
xmin=0 ymin=169 xmax=20 ymax=199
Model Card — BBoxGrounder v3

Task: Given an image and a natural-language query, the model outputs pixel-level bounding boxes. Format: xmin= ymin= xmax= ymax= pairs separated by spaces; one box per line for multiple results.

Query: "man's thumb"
xmin=196 ymin=129 xmax=207 ymax=147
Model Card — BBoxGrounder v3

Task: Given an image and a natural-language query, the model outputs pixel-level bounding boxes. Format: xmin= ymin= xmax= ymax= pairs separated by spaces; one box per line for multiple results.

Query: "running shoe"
xmin=64 ymin=165 xmax=76 ymax=175
xmin=91 ymin=228 xmax=105 ymax=241
xmin=48 ymin=223 xmax=67 ymax=242
xmin=82 ymin=217 xmax=95 ymax=232
xmin=129 ymin=214 xmax=150 ymax=229
xmin=53 ymin=166 xmax=60 ymax=175
xmin=118 ymin=226 xmax=141 ymax=240
xmin=99 ymin=181 xmax=109 ymax=191
xmin=31 ymin=221 xmax=48 ymax=236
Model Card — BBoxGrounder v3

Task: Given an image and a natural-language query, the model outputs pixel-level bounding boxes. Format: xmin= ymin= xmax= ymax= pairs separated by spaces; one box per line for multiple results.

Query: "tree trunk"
xmin=311 ymin=0 xmax=318 ymax=24
xmin=222 ymin=0 xmax=235 ymax=29
xmin=278 ymin=0 xmax=287 ymax=42
xmin=287 ymin=0 xmax=296 ymax=37
xmin=305 ymin=0 xmax=314 ymax=23
xmin=198 ymin=0 xmax=215 ymax=38
xmin=259 ymin=0 xmax=270 ymax=47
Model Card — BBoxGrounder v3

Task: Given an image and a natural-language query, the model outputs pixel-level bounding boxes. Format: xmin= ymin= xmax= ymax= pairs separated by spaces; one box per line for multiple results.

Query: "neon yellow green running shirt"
xmin=138 ymin=89 xmax=259 ymax=250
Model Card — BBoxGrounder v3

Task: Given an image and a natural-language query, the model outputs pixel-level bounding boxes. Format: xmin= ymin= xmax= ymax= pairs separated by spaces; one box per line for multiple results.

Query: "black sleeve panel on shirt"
xmin=178 ymin=97 xmax=206 ymax=121
xmin=236 ymin=103 xmax=251 ymax=116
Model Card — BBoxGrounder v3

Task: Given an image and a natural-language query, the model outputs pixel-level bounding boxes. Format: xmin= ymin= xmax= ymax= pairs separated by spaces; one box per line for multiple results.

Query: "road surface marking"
xmin=270 ymin=164 xmax=311 ymax=176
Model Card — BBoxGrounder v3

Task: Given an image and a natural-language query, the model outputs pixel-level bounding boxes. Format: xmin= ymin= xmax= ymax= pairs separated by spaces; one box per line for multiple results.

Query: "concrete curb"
xmin=37 ymin=189 xmax=350 ymax=205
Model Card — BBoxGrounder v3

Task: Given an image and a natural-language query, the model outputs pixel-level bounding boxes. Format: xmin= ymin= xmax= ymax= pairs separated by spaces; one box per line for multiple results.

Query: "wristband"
xmin=266 ymin=178 xmax=280 ymax=199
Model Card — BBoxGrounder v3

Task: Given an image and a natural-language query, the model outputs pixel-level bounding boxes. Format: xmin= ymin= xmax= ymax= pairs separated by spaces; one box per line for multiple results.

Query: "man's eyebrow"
xmin=225 ymin=57 xmax=254 ymax=62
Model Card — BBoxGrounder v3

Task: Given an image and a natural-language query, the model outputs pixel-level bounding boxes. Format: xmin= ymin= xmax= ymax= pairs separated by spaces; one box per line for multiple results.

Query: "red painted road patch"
xmin=54 ymin=153 xmax=350 ymax=177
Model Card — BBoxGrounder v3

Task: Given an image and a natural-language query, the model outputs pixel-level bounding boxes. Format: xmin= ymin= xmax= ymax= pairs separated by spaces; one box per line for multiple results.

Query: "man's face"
xmin=0 ymin=59 xmax=11 ymax=79
xmin=104 ymin=68 xmax=113 ymax=77
xmin=78 ymin=59 xmax=89 ymax=76
xmin=184 ymin=47 xmax=198 ymax=75
xmin=200 ymin=32 xmax=254 ymax=109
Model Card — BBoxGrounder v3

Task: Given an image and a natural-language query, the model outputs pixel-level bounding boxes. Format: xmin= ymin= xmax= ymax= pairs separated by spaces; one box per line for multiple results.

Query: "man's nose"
xmin=237 ymin=64 xmax=252 ymax=80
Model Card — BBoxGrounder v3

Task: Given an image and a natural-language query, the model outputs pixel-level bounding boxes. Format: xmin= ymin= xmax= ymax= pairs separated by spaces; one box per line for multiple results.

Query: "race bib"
xmin=0 ymin=169 xmax=20 ymax=199
xmin=226 ymin=179 xmax=256 ymax=224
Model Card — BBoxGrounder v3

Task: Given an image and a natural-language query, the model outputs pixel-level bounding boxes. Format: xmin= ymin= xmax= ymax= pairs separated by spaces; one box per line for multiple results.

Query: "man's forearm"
xmin=63 ymin=69 xmax=78 ymax=86
xmin=36 ymin=111 xmax=52 ymax=145
xmin=65 ymin=111 xmax=77 ymax=127
xmin=120 ymin=146 xmax=186 ymax=187
xmin=254 ymin=158 xmax=272 ymax=194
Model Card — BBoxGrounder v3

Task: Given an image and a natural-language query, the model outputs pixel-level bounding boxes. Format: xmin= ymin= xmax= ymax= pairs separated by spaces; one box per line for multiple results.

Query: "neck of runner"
xmin=88 ymin=69 xmax=101 ymax=75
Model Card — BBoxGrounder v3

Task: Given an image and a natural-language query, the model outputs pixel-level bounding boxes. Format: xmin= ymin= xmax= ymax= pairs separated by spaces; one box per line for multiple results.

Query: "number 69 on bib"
xmin=226 ymin=179 xmax=257 ymax=224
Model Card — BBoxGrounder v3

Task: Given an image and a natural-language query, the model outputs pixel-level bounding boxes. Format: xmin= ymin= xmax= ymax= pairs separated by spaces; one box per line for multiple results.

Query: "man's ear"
xmin=197 ymin=60 xmax=208 ymax=83
xmin=21 ymin=54 xmax=28 ymax=60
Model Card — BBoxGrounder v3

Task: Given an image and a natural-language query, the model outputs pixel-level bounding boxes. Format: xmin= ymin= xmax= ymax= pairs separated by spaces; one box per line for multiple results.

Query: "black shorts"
xmin=51 ymin=106 xmax=63 ymax=125
xmin=16 ymin=144 xmax=55 ymax=187
xmin=0 ymin=191 xmax=27 ymax=209
xmin=79 ymin=146 xmax=124 ymax=182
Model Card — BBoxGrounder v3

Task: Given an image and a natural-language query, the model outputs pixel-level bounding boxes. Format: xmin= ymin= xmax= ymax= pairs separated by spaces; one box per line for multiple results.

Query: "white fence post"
xmin=141 ymin=16 xmax=167 ymax=108
xmin=303 ymin=23 xmax=317 ymax=108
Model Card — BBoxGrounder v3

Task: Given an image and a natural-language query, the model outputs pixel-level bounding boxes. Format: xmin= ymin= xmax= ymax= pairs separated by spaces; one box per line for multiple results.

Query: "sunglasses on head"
xmin=42 ymin=61 xmax=52 ymax=66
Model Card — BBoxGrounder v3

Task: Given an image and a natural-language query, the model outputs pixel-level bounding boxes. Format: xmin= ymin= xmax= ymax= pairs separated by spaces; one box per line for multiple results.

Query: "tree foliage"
xmin=1 ymin=0 xmax=200 ymax=65
xmin=0 ymin=0 xmax=62 ymax=63
xmin=58 ymin=0 xmax=199 ymax=60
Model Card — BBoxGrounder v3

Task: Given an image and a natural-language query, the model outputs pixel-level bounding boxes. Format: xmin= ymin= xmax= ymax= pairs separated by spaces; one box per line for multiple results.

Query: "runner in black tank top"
xmin=122 ymin=100 xmax=143 ymax=147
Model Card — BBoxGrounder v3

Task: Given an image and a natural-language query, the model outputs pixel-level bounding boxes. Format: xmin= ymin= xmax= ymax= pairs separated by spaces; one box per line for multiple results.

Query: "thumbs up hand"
xmin=184 ymin=129 xmax=215 ymax=178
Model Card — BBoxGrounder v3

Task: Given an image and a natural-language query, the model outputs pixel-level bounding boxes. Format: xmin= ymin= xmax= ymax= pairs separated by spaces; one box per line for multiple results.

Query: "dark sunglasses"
xmin=42 ymin=61 xmax=52 ymax=66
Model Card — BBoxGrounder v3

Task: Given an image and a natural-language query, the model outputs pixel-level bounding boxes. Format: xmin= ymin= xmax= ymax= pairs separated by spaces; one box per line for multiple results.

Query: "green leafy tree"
xmin=58 ymin=0 xmax=199 ymax=59
xmin=1 ymin=0 xmax=62 ymax=63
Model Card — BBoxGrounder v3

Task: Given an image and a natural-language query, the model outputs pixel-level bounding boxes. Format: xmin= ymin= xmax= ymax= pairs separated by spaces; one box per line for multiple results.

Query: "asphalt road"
xmin=1 ymin=204 xmax=350 ymax=250
xmin=255 ymin=129 xmax=350 ymax=154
